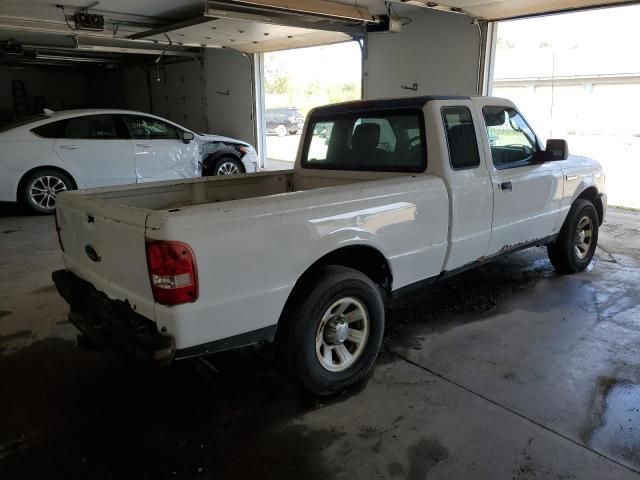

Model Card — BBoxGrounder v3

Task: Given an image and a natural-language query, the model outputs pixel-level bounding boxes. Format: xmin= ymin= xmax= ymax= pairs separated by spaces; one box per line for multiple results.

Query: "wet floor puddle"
xmin=589 ymin=380 xmax=640 ymax=464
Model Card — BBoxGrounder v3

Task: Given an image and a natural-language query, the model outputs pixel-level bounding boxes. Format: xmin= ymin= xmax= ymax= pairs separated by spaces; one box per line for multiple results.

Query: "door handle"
xmin=500 ymin=181 xmax=513 ymax=192
xmin=136 ymin=143 xmax=152 ymax=148
xmin=59 ymin=145 xmax=79 ymax=150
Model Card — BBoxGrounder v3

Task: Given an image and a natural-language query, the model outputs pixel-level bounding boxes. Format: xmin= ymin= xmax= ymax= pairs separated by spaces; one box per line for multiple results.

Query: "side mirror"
xmin=545 ymin=139 xmax=569 ymax=161
xmin=182 ymin=131 xmax=195 ymax=144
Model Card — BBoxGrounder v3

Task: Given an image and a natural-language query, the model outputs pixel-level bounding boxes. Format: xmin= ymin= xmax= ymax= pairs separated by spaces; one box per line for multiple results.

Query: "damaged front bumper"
xmin=52 ymin=269 xmax=175 ymax=367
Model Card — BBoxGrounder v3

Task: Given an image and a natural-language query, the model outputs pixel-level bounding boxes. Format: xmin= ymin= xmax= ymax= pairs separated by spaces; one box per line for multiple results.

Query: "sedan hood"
xmin=195 ymin=133 xmax=250 ymax=146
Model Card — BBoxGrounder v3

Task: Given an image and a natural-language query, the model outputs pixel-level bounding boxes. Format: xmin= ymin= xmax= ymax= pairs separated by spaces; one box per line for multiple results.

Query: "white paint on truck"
xmin=53 ymin=95 xmax=607 ymax=394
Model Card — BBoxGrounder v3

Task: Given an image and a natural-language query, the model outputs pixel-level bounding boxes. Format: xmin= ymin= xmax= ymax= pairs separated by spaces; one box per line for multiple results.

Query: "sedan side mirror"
xmin=182 ymin=131 xmax=195 ymax=144
xmin=545 ymin=139 xmax=569 ymax=161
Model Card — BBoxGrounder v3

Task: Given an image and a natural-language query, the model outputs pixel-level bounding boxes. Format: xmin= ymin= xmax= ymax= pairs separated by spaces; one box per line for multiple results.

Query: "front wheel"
xmin=279 ymin=266 xmax=385 ymax=396
xmin=21 ymin=169 xmax=74 ymax=215
xmin=547 ymin=199 xmax=599 ymax=273
xmin=213 ymin=157 xmax=244 ymax=176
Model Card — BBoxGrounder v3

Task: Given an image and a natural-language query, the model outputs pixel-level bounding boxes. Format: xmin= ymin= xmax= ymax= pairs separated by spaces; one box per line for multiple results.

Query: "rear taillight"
xmin=54 ymin=212 xmax=64 ymax=252
xmin=145 ymin=240 xmax=198 ymax=305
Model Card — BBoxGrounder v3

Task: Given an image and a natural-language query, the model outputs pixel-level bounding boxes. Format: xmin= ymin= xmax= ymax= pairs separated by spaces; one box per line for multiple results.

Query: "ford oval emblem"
xmin=85 ymin=244 xmax=101 ymax=262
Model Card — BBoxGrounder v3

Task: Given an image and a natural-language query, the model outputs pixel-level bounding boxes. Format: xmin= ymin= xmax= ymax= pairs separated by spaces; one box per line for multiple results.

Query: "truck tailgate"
xmin=55 ymin=191 xmax=156 ymax=321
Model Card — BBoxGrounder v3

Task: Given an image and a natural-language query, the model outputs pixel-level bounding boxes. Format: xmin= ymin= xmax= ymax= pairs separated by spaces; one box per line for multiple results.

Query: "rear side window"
xmin=442 ymin=106 xmax=481 ymax=170
xmin=302 ymin=110 xmax=426 ymax=172
xmin=32 ymin=119 xmax=69 ymax=138
xmin=64 ymin=115 xmax=119 ymax=139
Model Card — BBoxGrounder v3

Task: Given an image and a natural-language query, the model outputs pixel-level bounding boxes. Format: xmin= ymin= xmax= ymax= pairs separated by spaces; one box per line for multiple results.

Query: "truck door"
xmin=436 ymin=102 xmax=493 ymax=271
xmin=477 ymin=104 xmax=564 ymax=255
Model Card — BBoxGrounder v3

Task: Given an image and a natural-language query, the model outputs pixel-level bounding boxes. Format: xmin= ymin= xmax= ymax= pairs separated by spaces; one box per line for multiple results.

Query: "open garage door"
xmin=387 ymin=0 xmax=638 ymax=20
xmin=130 ymin=0 xmax=372 ymax=53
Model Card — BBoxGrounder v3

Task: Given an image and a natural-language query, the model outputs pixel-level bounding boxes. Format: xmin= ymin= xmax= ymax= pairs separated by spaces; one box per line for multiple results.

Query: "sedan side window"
xmin=483 ymin=107 xmax=538 ymax=169
xmin=64 ymin=115 xmax=119 ymax=139
xmin=123 ymin=116 xmax=179 ymax=140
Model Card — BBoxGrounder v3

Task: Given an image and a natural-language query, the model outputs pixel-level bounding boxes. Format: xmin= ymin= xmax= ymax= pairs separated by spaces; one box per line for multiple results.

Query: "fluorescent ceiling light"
xmin=35 ymin=53 xmax=111 ymax=63
xmin=209 ymin=0 xmax=374 ymax=23
xmin=76 ymin=44 xmax=197 ymax=56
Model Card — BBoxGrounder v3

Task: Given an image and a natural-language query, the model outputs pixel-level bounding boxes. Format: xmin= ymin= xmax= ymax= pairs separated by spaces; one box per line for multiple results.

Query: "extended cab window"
xmin=302 ymin=110 xmax=425 ymax=172
xmin=442 ymin=106 xmax=480 ymax=170
xmin=483 ymin=107 xmax=538 ymax=169
xmin=123 ymin=116 xmax=179 ymax=140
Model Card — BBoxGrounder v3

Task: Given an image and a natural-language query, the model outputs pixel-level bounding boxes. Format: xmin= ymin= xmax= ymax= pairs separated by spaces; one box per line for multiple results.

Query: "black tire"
xmin=211 ymin=157 xmax=244 ymax=176
xmin=279 ymin=265 xmax=385 ymax=396
xmin=547 ymin=199 xmax=599 ymax=273
xmin=20 ymin=169 xmax=74 ymax=215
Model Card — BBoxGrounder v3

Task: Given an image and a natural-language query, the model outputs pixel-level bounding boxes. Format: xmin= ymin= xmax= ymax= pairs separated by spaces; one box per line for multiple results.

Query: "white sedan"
xmin=0 ymin=109 xmax=259 ymax=214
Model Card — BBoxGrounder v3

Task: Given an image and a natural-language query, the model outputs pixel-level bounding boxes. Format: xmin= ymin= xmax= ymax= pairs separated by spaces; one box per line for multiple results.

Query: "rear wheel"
xmin=279 ymin=266 xmax=385 ymax=396
xmin=21 ymin=169 xmax=74 ymax=215
xmin=547 ymin=199 xmax=599 ymax=273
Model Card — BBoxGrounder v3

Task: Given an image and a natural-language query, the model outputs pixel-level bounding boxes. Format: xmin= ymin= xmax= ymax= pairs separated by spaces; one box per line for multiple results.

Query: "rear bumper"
xmin=52 ymin=269 xmax=175 ymax=366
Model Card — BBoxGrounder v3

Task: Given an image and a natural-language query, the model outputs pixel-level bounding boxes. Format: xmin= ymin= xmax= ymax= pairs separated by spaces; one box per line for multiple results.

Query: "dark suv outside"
xmin=266 ymin=108 xmax=305 ymax=137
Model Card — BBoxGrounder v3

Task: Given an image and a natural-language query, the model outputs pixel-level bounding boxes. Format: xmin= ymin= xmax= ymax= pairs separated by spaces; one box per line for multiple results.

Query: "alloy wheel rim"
xmin=574 ymin=215 xmax=594 ymax=260
xmin=315 ymin=297 xmax=369 ymax=372
xmin=217 ymin=162 xmax=240 ymax=175
xmin=29 ymin=175 xmax=67 ymax=210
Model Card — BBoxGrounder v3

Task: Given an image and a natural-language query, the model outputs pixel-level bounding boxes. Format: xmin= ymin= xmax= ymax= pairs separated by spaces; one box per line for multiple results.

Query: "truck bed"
xmin=66 ymin=170 xmax=385 ymax=212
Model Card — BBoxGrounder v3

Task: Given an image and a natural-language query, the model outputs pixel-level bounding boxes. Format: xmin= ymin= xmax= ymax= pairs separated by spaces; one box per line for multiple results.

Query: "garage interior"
xmin=1 ymin=0 xmax=640 ymax=478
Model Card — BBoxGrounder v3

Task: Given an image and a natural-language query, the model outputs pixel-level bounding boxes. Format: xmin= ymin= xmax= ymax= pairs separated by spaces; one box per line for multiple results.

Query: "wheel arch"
xmin=202 ymin=147 xmax=244 ymax=175
xmin=575 ymin=186 xmax=603 ymax=225
xmin=17 ymin=165 xmax=78 ymax=199
xmin=277 ymin=245 xmax=392 ymax=329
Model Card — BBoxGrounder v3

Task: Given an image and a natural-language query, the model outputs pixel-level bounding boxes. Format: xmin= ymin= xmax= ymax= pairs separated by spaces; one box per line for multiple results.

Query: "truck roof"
xmin=309 ymin=95 xmax=502 ymax=115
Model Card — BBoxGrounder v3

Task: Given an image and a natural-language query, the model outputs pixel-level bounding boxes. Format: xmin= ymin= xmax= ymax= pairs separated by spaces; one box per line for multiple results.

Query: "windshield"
xmin=302 ymin=110 xmax=426 ymax=172
xmin=0 ymin=115 xmax=49 ymax=133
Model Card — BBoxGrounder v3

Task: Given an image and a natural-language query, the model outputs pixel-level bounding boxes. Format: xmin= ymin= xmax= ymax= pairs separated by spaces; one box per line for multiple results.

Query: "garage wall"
xmin=86 ymin=68 xmax=127 ymax=108
xmin=122 ymin=65 xmax=151 ymax=113
xmin=150 ymin=59 xmax=207 ymax=133
xmin=0 ymin=66 xmax=88 ymax=117
xmin=203 ymin=48 xmax=255 ymax=145
xmin=365 ymin=9 xmax=482 ymax=98
xmin=119 ymin=50 xmax=255 ymax=145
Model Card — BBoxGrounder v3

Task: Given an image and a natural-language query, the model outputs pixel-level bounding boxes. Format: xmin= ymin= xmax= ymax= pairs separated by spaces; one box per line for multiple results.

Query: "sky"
xmin=497 ymin=3 xmax=640 ymax=53
xmin=264 ymin=41 xmax=362 ymax=89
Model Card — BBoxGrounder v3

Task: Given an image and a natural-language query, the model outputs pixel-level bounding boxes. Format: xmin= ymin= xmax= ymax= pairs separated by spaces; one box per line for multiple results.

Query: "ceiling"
xmin=0 ymin=0 xmax=637 ymax=61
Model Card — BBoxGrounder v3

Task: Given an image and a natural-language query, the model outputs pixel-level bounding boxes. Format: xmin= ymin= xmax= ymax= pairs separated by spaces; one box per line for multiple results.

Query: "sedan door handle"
xmin=135 ymin=143 xmax=152 ymax=148
xmin=59 ymin=145 xmax=79 ymax=150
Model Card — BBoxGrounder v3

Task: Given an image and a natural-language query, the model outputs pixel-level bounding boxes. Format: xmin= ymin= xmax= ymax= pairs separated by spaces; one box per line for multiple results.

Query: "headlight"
xmin=238 ymin=145 xmax=256 ymax=155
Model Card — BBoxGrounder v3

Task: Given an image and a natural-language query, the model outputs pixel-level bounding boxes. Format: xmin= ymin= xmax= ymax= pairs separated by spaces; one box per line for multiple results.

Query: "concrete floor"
xmin=1 ymin=204 xmax=639 ymax=480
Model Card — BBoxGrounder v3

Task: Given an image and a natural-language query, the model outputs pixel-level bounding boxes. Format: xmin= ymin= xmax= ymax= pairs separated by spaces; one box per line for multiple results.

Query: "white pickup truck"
xmin=52 ymin=96 xmax=606 ymax=395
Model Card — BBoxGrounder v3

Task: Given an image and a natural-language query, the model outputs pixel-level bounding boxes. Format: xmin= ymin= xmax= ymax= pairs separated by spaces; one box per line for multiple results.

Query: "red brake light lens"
xmin=145 ymin=240 xmax=198 ymax=305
